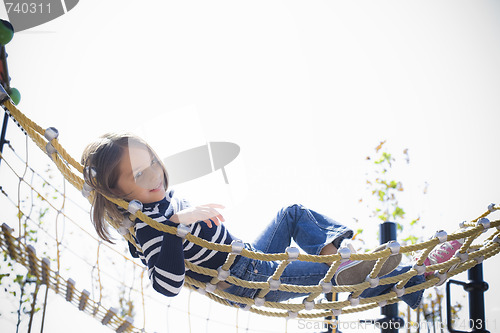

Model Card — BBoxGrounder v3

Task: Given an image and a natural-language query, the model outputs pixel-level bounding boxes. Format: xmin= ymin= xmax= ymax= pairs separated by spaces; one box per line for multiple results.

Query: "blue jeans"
xmin=225 ymin=204 xmax=424 ymax=309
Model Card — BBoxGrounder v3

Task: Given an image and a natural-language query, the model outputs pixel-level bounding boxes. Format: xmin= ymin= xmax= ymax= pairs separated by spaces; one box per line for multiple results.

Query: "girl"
xmin=81 ymin=133 xmax=462 ymax=309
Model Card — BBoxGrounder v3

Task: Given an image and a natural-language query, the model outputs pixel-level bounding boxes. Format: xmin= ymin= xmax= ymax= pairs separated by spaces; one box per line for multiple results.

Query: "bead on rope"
xmin=365 ymin=275 xmax=379 ymax=288
xmin=455 ymin=251 xmax=469 ymax=263
xmin=90 ymin=167 xmax=97 ymax=178
xmin=176 ymin=224 xmax=191 ymax=238
xmin=205 ymin=282 xmax=217 ymax=293
xmin=434 ymin=272 xmax=447 ymax=287
xmin=332 ymin=309 xmax=342 ymax=317
xmin=386 ymin=240 xmax=400 ymax=255
xmin=45 ymin=142 xmax=56 ymax=158
xmin=217 ymin=267 xmax=230 ymax=281
xmin=287 ymin=311 xmax=298 ymax=320
xmin=412 ymin=263 xmax=426 ymax=276
xmin=81 ymin=182 xmax=92 ymax=198
xmin=230 ymin=239 xmax=244 ymax=254
xmin=488 ymin=203 xmax=496 ymax=212
xmin=127 ymin=200 xmax=143 ymax=215
xmin=302 ymin=299 xmax=315 ymax=311
xmin=320 ymin=279 xmax=333 ymax=293
xmin=348 ymin=294 xmax=360 ymax=306
xmin=44 ymin=127 xmax=59 ymax=141
xmin=392 ymin=285 xmax=405 ymax=297
xmin=267 ymin=276 xmax=281 ymax=291
xmin=241 ymin=304 xmax=252 ymax=311
xmin=196 ymin=288 xmax=207 ymax=296
xmin=459 ymin=221 xmax=466 ymax=229
xmin=378 ymin=300 xmax=387 ymax=307
xmin=84 ymin=166 xmax=97 ymax=181
xmin=493 ymin=236 xmax=500 ymax=245
xmin=474 ymin=255 xmax=484 ymax=265
xmin=254 ymin=297 xmax=265 ymax=307
xmin=285 ymin=246 xmax=300 ymax=262
xmin=476 ymin=218 xmax=490 ymax=231
xmin=338 ymin=246 xmax=351 ymax=263
xmin=434 ymin=230 xmax=447 ymax=243
xmin=82 ymin=167 xmax=97 ymax=198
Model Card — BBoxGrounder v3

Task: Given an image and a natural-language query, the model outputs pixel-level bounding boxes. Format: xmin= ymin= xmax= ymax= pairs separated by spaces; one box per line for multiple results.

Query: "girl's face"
xmin=114 ymin=144 xmax=166 ymax=204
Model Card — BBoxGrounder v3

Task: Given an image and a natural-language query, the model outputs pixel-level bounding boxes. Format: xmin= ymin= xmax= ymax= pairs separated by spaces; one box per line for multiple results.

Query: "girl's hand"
xmin=170 ymin=204 xmax=225 ymax=228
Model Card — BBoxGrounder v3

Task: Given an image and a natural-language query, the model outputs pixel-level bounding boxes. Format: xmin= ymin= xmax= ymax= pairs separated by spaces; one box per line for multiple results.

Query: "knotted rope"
xmin=2 ymin=98 xmax=499 ymax=320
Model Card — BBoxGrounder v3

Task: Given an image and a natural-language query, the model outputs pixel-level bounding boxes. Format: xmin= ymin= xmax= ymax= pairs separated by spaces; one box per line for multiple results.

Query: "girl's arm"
xmin=135 ymin=215 xmax=185 ymax=297
xmin=170 ymin=203 xmax=225 ymax=228
xmin=173 ymin=194 xmax=225 ymax=228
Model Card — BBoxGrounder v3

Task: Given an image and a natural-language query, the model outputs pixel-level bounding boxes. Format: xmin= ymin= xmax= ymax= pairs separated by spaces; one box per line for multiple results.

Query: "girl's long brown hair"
xmin=81 ymin=133 xmax=168 ymax=243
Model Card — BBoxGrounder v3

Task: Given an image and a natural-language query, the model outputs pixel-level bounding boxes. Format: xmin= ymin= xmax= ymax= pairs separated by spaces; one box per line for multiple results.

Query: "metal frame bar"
xmin=446 ymin=264 xmax=490 ymax=333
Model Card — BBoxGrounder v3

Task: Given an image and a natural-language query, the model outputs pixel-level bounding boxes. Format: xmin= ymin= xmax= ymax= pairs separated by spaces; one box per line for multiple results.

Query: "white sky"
xmin=1 ymin=1 xmax=499 ymax=332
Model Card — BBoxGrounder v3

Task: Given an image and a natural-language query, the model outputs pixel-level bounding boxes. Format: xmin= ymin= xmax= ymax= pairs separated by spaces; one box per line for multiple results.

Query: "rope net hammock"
xmin=1 ymin=90 xmax=499 ymax=326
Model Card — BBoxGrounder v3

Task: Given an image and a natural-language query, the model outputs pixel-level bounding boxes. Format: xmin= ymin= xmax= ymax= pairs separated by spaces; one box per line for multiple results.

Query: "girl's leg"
xmin=226 ymin=204 xmax=414 ymax=305
xmin=359 ymin=265 xmax=425 ymax=309
xmin=224 ymin=204 xmax=352 ymax=303
xmin=261 ymin=259 xmax=330 ymax=302
xmin=266 ymin=264 xmax=425 ymax=306
xmin=227 ymin=260 xmax=425 ymax=306
xmin=252 ymin=204 xmax=353 ymax=255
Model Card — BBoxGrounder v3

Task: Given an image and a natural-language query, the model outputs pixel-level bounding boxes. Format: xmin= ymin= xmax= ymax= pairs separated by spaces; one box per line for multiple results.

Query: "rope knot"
xmin=434 ymin=230 xmax=448 ymax=243
xmin=44 ymin=127 xmax=59 ymax=141
xmin=302 ymin=299 xmax=314 ymax=311
xmin=476 ymin=218 xmax=490 ymax=231
xmin=230 ymin=240 xmax=244 ymax=254
xmin=127 ymin=200 xmax=143 ymax=215
xmin=285 ymin=246 xmax=300 ymax=262
xmin=176 ymin=224 xmax=191 ymax=238
xmin=267 ymin=276 xmax=281 ymax=291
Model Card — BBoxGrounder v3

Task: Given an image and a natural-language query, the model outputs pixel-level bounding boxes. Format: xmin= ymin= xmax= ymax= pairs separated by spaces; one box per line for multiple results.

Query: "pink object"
xmin=423 ymin=239 xmax=463 ymax=277
xmin=337 ymin=260 xmax=357 ymax=272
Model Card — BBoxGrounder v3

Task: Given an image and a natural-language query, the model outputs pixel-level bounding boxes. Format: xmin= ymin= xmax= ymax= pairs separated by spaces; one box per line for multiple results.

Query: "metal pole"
xmin=446 ymin=263 xmax=489 ymax=333
xmin=0 ymin=111 xmax=9 ymax=165
xmin=379 ymin=221 xmax=402 ymax=333
xmin=466 ymin=263 xmax=489 ymax=332
xmin=0 ymin=43 xmax=11 ymax=167
xmin=324 ymin=292 xmax=340 ymax=333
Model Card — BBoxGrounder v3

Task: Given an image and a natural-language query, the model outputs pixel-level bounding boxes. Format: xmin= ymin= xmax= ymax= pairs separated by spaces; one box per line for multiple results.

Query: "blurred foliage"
xmin=355 ymin=140 xmax=426 ymax=247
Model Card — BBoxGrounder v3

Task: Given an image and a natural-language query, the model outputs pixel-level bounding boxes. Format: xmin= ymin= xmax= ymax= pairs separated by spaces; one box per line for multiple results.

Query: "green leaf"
xmin=14 ymin=274 xmax=24 ymax=284
xmin=392 ymin=207 xmax=405 ymax=219
xmin=0 ymin=273 xmax=9 ymax=284
xmin=403 ymin=235 xmax=419 ymax=245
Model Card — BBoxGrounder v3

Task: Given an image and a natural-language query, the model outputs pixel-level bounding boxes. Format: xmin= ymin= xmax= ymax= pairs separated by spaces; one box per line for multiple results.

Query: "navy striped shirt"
xmin=128 ymin=189 xmax=234 ymax=297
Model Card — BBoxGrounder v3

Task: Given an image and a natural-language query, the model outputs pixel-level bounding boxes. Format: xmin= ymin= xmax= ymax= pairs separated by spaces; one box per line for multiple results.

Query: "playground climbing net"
xmin=0 ymin=91 xmax=499 ymax=330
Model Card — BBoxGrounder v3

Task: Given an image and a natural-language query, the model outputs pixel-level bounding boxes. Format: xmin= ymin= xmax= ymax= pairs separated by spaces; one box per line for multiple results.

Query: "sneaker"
xmin=334 ymin=243 xmax=402 ymax=286
xmin=422 ymin=239 xmax=463 ymax=277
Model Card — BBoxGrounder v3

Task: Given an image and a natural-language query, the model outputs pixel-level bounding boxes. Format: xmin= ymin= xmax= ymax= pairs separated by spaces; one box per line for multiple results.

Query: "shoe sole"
xmin=335 ymin=244 xmax=402 ymax=285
